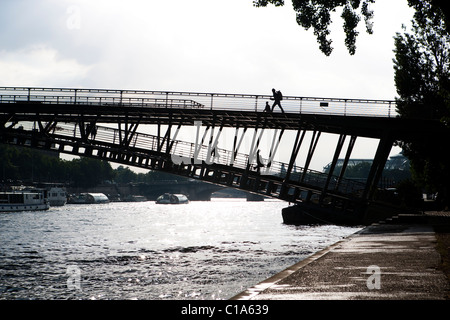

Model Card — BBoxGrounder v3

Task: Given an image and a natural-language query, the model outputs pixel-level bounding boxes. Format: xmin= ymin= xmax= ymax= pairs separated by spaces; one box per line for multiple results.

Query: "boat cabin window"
xmin=9 ymin=194 xmax=24 ymax=203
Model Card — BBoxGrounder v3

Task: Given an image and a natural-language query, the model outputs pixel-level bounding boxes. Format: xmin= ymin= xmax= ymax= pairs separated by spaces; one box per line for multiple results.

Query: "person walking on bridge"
xmin=271 ymin=88 xmax=284 ymax=113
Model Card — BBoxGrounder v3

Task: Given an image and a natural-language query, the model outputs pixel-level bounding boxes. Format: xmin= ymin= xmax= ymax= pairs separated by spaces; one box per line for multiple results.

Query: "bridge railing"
xmin=0 ymin=87 xmax=397 ymax=117
xmin=12 ymin=120 xmax=366 ymax=196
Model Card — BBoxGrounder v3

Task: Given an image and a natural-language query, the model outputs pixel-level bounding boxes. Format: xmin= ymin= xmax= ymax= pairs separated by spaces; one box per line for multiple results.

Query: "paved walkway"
xmin=232 ymin=222 xmax=450 ymax=300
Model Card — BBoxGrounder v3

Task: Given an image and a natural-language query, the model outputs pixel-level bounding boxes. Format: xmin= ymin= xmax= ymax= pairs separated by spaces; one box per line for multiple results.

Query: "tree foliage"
xmin=253 ymin=0 xmax=375 ymax=55
xmin=394 ymin=2 xmax=450 ymax=119
xmin=114 ymin=165 xmax=186 ymax=184
xmin=407 ymin=0 xmax=450 ymax=34
xmin=69 ymin=157 xmax=114 ymax=188
xmin=393 ymin=3 xmax=450 ymax=208
xmin=0 ymin=145 xmax=115 ymax=188
xmin=0 ymin=145 xmax=183 ymax=188
xmin=253 ymin=0 xmax=450 ymax=56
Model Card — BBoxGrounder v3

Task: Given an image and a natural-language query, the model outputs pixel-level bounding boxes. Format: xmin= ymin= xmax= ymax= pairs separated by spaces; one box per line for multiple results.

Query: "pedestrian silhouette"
xmin=264 ymin=101 xmax=272 ymax=113
xmin=254 ymin=149 xmax=265 ymax=174
xmin=271 ymin=88 xmax=284 ymax=113
xmin=211 ymin=146 xmax=218 ymax=158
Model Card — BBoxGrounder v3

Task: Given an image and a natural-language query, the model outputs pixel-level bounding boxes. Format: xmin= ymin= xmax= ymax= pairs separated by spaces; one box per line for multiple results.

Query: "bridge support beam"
xmin=336 ymin=135 xmax=357 ymax=189
xmin=320 ymin=134 xmax=346 ymax=204
xmin=117 ymin=118 xmax=141 ymax=149
xmin=263 ymin=126 xmax=285 ymax=174
xmin=37 ymin=117 xmax=58 ymax=136
xmin=301 ymin=130 xmax=321 ymax=183
xmin=242 ymin=115 xmax=266 ymax=189
xmin=281 ymin=128 xmax=306 ymax=198
xmin=362 ymin=134 xmax=394 ymax=200
xmin=230 ymin=126 xmax=248 ymax=167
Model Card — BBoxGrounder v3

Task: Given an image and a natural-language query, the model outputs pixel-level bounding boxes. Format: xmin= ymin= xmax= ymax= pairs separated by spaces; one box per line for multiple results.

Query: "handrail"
xmin=0 ymin=86 xmax=397 ymax=117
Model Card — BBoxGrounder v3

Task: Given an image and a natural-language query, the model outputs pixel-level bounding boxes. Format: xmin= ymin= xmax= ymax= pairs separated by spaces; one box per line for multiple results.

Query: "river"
xmin=0 ymin=199 xmax=361 ymax=300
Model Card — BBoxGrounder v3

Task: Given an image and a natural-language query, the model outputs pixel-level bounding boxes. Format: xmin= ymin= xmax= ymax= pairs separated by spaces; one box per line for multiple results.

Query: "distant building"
xmin=323 ymin=153 xmax=410 ymax=173
xmin=384 ymin=154 xmax=410 ymax=171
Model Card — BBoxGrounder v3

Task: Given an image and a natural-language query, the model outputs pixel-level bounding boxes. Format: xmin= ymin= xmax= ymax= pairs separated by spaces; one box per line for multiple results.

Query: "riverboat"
xmin=0 ymin=191 xmax=50 ymax=212
xmin=156 ymin=193 xmax=189 ymax=204
xmin=48 ymin=187 xmax=67 ymax=206
xmin=67 ymin=193 xmax=110 ymax=204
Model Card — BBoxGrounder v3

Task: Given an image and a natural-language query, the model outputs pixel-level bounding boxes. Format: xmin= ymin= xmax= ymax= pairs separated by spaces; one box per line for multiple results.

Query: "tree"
xmin=393 ymin=6 xmax=450 ymax=119
xmin=114 ymin=165 xmax=138 ymax=184
xmin=253 ymin=0 xmax=450 ymax=56
xmin=393 ymin=3 xmax=450 ymax=208
xmin=67 ymin=158 xmax=112 ymax=188
xmin=407 ymin=0 xmax=450 ymax=34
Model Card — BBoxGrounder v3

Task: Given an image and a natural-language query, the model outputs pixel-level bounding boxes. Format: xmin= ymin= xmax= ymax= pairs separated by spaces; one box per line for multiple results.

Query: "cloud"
xmin=0 ymin=45 xmax=91 ymax=87
xmin=0 ymin=0 xmax=409 ymax=168
xmin=0 ymin=0 xmax=415 ymax=96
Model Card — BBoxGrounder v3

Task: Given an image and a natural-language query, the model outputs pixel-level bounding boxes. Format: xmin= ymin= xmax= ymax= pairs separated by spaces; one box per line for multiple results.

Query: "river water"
xmin=0 ymin=199 xmax=361 ymax=300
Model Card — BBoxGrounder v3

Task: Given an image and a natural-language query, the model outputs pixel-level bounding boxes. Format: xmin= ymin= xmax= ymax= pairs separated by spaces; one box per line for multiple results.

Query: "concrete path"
xmin=233 ymin=223 xmax=449 ymax=300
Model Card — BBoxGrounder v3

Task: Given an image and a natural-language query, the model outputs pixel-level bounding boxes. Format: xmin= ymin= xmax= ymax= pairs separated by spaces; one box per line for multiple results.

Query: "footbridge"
xmin=1 ymin=87 xmax=446 ymax=224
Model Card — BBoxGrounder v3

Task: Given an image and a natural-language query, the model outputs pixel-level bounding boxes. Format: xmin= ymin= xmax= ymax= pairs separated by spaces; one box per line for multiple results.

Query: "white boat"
xmin=0 ymin=191 xmax=50 ymax=212
xmin=67 ymin=193 xmax=110 ymax=204
xmin=48 ymin=187 xmax=67 ymax=206
xmin=156 ymin=193 xmax=189 ymax=204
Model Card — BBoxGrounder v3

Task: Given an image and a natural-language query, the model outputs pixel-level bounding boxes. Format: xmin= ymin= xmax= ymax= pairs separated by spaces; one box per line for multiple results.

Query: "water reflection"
xmin=0 ymin=199 xmax=361 ymax=299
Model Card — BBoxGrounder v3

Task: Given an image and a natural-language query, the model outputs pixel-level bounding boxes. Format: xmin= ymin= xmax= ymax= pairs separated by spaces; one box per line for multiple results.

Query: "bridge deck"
xmin=1 ymin=86 xmax=443 ymax=140
xmin=0 ymin=86 xmax=396 ymax=116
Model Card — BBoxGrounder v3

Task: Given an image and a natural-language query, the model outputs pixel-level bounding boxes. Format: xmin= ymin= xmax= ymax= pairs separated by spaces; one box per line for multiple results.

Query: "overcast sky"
xmin=0 ymin=0 xmax=416 ymax=171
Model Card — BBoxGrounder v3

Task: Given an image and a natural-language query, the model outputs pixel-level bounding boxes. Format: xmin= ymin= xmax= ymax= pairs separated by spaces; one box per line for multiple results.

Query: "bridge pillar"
xmin=300 ymin=130 xmax=321 ymax=182
xmin=320 ymin=133 xmax=346 ymax=204
xmin=336 ymin=135 xmax=357 ymax=189
xmin=280 ymin=128 xmax=305 ymax=198
xmin=362 ymin=134 xmax=394 ymax=200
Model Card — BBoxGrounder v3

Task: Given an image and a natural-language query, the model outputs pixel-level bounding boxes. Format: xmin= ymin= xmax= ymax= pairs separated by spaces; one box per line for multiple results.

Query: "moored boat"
xmin=0 ymin=191 xmax=50 ymax=212
xmin=67 ymin=193 xmax=110 ymax=204
xmin=48 ymin=187 xmax=67 ymax=206
xmin=156 ymin=193 xmax=189 ymax=204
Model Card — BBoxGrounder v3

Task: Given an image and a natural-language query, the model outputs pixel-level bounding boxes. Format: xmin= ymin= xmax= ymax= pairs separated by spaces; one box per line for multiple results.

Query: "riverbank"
xmin=233 ymin=211 xmax=450 ymax=300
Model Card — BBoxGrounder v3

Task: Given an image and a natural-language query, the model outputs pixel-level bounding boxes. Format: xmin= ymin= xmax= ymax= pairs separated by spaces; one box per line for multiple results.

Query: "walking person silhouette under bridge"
xmin=253 ymin=149 xmax=265 ymax=174
xmin=271 ymin=88 xmax=284 ymax=113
